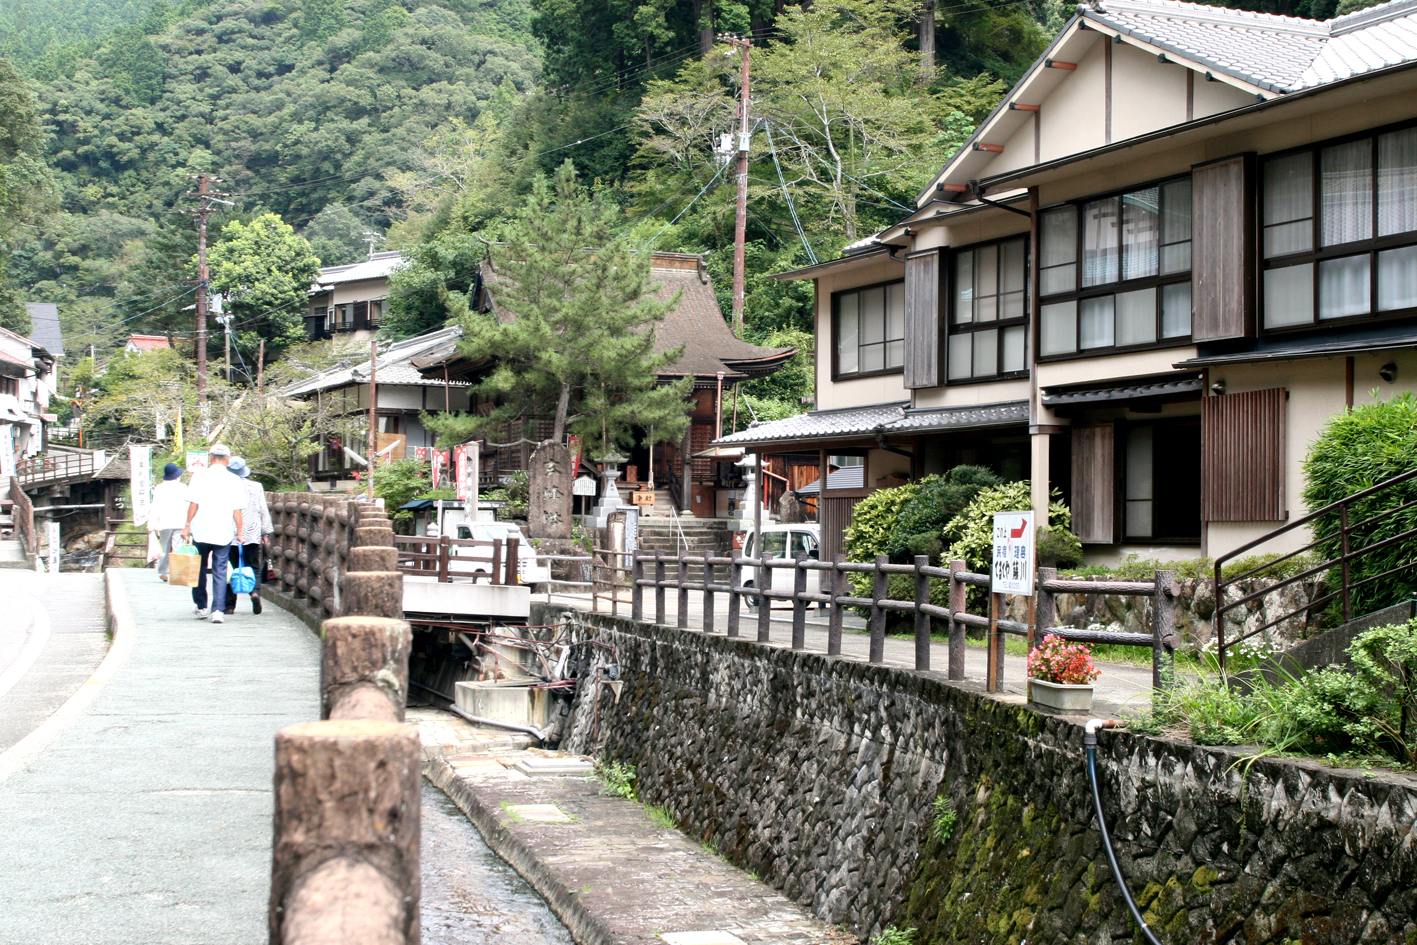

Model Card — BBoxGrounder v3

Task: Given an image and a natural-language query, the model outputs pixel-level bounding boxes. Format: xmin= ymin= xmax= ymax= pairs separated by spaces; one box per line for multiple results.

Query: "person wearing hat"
xmin=147 ymin=462 xmax=189 ymax=581
xmin=181 ymin=443 xmax=245 ymax=623
xmin=222 ymin=456 xmax=273 ymax=615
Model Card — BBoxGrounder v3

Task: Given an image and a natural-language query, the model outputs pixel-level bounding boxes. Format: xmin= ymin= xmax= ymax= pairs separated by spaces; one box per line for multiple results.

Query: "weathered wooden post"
xmin=987 ymin=590 xmax=1002 ymax=693
xmin=757 ymin=556 xmax=772 ymax=643
xmin=321 ymin=616 xmax=411 ymax=722
xmin=1153 ymin=568 xmax=1178 ymax=688
xmin=948 ymin=559 xmax=967 ymax=681
xmin=914 ymin=555 xmax=931 ymax=672
xmin=270 ymin=719 xmax=420 ymax=945
xmin=702 ymin=559 xmax=715 ymax=633
xmin=491 ymin=539 xmax=504 ymax=587
xmin=505 ymin=536 xmax=519 ymax=586
xmin=791 ymin=552 xmax=808 ymax=650
xmin=654 ymin=552 xmax=666 ymax=625
xmin=437 ymin=535 xmax=450 ymax=584
xmin=1036 ymin=566 xmax=1057 ymax=650
xmin=828 ymin=554 xmax=845 ymax=657
xmin=631 ymin=554 xmax=645 ymax=622
xmin=677 ymin=555 xmax=690 ymax=630
xmin=727 ymin=554 xmax=743 ymax=638
xmin=870 ymin=554 xmax=888 ymax=664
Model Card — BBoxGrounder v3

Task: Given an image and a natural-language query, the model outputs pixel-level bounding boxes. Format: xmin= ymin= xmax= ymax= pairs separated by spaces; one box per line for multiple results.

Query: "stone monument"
xmin=528 ymin=440 xmax=573 ymax=541
xmin=587 ymin=450 xmax=628 ymax=529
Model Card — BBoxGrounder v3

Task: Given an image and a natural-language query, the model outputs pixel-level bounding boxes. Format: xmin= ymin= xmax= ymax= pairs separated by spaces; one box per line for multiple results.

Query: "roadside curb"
xmin=423 ymin=752 xmax=615 ymax=945
xmin=0 ymin=569 xmax=138 ymax=784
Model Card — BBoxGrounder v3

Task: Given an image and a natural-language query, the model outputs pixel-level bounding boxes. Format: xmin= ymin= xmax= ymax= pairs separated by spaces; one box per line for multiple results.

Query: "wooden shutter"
xmin=353 ymin=300 xmax=370 ymax=330
xmin=1202 ymin=387 xmax=1286 ymax=521
xmin=1071 ymin=424 xmax=1116 ymax=543
xmin=903 ymin=249 xmax=943 ymax=389
xmin=1192 ymin=154 xmax=1255 ymax=342
xmin=820 ymin=496 xmax=862 ymax=562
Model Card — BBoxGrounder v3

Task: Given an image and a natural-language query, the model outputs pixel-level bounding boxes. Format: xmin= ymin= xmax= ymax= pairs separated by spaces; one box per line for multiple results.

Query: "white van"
xmin=740 ymin=524 xmax=822 ymax=608
xmin=422 ymin=515 xmax=551 ymax=588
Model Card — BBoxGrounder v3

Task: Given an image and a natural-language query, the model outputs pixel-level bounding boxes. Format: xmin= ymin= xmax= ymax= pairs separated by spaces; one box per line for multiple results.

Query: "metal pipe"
xmin=408 ymin=680 xmax=547 ymax=740
xmin=1084 ymin=719 xmax=1163 ymax=945
xmin=874 ymin=429 xmax=918 ymax=480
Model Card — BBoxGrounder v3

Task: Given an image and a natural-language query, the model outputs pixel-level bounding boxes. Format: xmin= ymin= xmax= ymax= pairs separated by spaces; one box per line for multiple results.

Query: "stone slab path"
xmin=0 ymin=568 xmax=321 ymax=945
xmin=427 ymin=748 xmax=858 ymax=945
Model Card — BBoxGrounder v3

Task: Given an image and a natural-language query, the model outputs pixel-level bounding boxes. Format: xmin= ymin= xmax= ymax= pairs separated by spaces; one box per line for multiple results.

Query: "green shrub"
xmin=595 ymin=758 xmax=637 ymax=799
xmin=1060 ymin=552 xmax=1324 ymax=583
xmin=1303 ymin=392 xmax=1417 ymax=616
xmin=843 ymin=481 xmax=920 ymax=564
xmin=872 ymin=926 xmax=916 ymax=945
xmin=944 ymin=481 xmax=1072 ymax=574
xmin=931 ymin=795 xmax=957 ymax=843
xmin=884 ymin=465 xmax=1001 ymax=561
xmin=1134 ymin=621 xmax=1417 ymax=766
xmin=1036 ymin=525 xmax=1082 ymax=568
xmin=371 ymin=457 xmax=431 ymax=530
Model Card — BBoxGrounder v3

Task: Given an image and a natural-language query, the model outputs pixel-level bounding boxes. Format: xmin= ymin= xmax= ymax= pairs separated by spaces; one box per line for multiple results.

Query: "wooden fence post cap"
xmin=278 ymin=719 xmax=412 ymax=741
xmin=322 ymin=615 xmax=409 ymax=634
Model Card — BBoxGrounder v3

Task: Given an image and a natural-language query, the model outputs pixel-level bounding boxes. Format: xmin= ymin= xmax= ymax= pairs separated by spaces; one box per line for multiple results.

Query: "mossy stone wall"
xmin=559 ymin=612 xmax=1417 ymax=944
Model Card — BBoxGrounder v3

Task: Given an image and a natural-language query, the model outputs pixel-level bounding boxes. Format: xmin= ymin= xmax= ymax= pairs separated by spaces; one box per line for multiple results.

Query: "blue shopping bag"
xmin=229 ymin=546 xmax=258 ymax=595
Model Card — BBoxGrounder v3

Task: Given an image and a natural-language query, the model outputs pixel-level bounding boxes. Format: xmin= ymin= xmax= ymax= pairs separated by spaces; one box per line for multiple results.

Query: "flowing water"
xmin=421 ymin=782 xmax=575 ymax=945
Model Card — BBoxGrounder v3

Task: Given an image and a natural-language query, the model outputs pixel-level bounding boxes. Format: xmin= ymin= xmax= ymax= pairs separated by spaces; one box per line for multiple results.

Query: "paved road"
xmin=0 ymin=570 xmax=109 ymax=754
xmin=0 ymin=568 xmax=321 ymax=945
xmin=539 ymin=589 xmax=1157 ymax=711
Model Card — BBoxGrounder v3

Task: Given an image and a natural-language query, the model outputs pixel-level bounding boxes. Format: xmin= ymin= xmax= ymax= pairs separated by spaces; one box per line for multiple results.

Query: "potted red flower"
xmin=1027 ymin=634 xmax=1102 ymax=712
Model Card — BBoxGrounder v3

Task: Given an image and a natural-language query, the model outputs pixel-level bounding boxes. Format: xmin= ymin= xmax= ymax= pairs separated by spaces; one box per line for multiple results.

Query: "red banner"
xmin=453 ymin=445 xmax=468 ymax=500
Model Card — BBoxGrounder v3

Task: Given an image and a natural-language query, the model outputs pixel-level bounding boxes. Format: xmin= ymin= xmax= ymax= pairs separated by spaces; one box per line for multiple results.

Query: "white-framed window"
xmin=1262 ymin=124 xmax=1417 ymax=329
xmin=833 ymin=281 xmax=905 ymax=378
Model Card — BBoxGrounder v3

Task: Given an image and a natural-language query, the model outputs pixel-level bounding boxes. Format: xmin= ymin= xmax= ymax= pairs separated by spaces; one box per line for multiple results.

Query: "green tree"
xmin=424 ymin=161 xmax=693 ymax=455
xmin=0 ymin=56 xmax=58 ymax=332
xmin=208 ymin=213 xmax=321 ymax=356
xmin=304 ymin=209 xmax=375 ymax=267
xmin=298 ymin=0 xmax=348 ymax=44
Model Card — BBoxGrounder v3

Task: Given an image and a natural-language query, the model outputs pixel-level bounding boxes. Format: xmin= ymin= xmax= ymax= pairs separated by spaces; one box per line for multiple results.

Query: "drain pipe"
xmin=1084 ymin=718 xmax=1163 ymax=945
xmin=409 ymin=679 xmax=548 ymax=741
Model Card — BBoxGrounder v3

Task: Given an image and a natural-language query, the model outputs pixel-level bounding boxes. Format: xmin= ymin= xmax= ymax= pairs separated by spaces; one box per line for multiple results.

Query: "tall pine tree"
xmin=424 ymin=161 xmax=692 ymax=456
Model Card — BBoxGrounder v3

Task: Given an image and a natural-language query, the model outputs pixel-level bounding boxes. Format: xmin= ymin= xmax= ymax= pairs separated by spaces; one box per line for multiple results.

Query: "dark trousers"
xmin=224 ymin=542 xmax=263 ymax=612
xmin=192 ymin=542 xmax=230 ymax=614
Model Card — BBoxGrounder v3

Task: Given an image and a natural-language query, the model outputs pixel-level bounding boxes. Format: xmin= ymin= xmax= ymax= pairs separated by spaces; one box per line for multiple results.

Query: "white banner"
xmin=129 ymin=445 xmax=152 ymax=527
xmin=0 ymin=425 xmax=13 ymax=480
xmin=47 ymin=520 xmax=60 ymax=573
xmin=991 ymin=510 xmax=1035 ymax=597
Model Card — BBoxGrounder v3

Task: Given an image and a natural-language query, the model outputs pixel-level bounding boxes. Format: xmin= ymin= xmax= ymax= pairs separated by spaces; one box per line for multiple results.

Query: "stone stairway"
xmin=636 ymin=516 xmax=734 ymax=582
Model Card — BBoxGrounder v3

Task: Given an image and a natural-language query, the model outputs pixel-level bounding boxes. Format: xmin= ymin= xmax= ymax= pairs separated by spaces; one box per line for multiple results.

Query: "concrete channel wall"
xmin=557 ymin=610 xmax=1417 ymax=945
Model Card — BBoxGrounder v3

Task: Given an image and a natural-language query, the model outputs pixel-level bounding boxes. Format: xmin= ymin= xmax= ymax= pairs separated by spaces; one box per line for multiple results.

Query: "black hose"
xmin=1085 ymin=726 xmax=1164 ymax=945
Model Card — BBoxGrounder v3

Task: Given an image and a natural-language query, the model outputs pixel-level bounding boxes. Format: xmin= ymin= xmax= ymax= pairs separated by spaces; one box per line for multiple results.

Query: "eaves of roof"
xmin=711 ymin=400 xmax=1029 ymax=449
xmin=974 ymin=56 xmax=1417 ymax=194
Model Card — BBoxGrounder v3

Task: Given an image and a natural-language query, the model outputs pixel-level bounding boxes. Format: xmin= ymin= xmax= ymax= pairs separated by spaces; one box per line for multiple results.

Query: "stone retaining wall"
xmin=559 ymin=612 xmax=1417 ymax=945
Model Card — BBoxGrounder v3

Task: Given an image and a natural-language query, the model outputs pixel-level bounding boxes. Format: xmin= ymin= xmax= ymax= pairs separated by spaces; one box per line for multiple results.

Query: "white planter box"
xmin=1029 ymin=678 xmax=1095 ymax=713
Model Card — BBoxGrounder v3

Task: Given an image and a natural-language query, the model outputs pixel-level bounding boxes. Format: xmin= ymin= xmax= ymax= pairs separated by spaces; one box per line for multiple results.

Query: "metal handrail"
xmin=1214 ymin=465 xmax=1417 ymax=670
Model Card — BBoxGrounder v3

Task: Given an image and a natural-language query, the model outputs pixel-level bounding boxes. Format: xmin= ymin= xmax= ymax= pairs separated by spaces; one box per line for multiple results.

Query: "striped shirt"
xmin=237 ymin=479 xmax=273 ymax=545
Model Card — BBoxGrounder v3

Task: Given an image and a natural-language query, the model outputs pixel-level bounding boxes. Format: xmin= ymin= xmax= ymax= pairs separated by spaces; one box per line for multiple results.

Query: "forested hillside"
xmin=0 ymin=0 xmax=153 ymax=66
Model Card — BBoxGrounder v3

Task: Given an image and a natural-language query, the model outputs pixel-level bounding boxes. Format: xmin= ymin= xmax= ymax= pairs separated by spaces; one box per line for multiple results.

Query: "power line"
xmin=647 ymin=159 xmax=731 ymax=247
xmin=765 ymin=123 xmax=817 ymax=265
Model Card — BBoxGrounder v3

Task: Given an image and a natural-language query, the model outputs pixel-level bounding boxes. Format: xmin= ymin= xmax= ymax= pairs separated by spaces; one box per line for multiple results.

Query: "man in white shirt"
xmin=147 ymin=462 xmax=189 ymax=580
xmin=180 ymin=443 xmax=245 ymax=624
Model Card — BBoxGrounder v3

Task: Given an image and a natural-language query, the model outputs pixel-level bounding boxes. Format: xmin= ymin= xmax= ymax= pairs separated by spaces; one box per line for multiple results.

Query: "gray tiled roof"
xmin=280 ymin=325 xmax=469 ymax=397
xmin=1083 ymin=0 xmax=1417 ymax=93
xmin=713 ymin=400 xmax=1028 ymax=448
xmin=1041 ymin=376 xmax=1202 ymax=406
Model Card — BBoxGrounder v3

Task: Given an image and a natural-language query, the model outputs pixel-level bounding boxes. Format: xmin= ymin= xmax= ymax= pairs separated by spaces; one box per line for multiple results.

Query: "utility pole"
xmin=367 ymin=337 xmax=377 ymax=501
xmin=721 ymin=34 xmax=752 ymax=336
xmin=182 ymin=173 xmax=231 ymax=414
xmin=256 ymin=339 xmax=265 ymax=406
xmin=222 ymin=313 xmax=232 ymax=384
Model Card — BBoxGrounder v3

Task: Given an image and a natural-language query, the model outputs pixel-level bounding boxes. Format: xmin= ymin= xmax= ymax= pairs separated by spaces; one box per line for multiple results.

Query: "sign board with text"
xmin=129 ymin=445 xmax=152 ymax=527
xmin=990 ymin=510 xmax=1035 ymax=596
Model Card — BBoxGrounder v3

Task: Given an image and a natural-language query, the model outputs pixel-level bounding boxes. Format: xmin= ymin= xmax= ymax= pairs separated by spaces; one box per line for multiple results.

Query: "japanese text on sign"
xmin=990 ymin=510 xmax=1035 ymax=596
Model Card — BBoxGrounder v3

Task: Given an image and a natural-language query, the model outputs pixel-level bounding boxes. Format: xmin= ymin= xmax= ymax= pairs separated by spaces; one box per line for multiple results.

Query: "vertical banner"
xmin=461 ymin=441 xmax=480 ymax=519
xmin=0 ymin=425 xmax=14 ymax=480
xmin=47 ymin=520 xmax=60 ymax=573
xmin=453 ymin=446 xmax=467 ymax=501
xmin=567 ymin=434 xmax=582 ymax=476
xmin=430 ymin=449 xmax=443 ymax=489
xmin=414 ymin=446 xmax=429 ymax=462
xmin=129 ymin=445 xmax=152 ymax=526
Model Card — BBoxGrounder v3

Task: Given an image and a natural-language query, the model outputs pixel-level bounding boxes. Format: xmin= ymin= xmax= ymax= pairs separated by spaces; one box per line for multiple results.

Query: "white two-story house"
xmin=715 ymin=0 xmax=1417 ymax=565
xmin=0 ymin=326 xmax=58 ymax=476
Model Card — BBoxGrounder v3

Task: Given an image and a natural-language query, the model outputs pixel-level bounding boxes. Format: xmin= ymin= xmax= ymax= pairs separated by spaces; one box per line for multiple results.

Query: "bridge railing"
xmin=268 ymin=501 xmax=421 ymax=945
xmin=16 ymin=449 xmax=98 ymax=489
xmin=599 ymin=551 xmax=1178 ymax=692
xmin=392 ymin=534 xmax=521 ymax=585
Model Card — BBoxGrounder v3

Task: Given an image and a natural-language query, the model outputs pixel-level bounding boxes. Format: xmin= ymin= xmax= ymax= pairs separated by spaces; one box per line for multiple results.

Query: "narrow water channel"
xmin=421 ymin=782 xmax=575 ymax=945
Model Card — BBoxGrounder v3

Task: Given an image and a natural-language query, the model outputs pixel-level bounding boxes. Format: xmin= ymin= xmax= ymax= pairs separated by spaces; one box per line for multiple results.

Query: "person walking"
xmin=147 ymin=462 xmax=188 ymax=581
xmin=223 ymin=456 xmax=273 ymax=615
xmin=180 ymin=443 xmax=245 ymax=624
